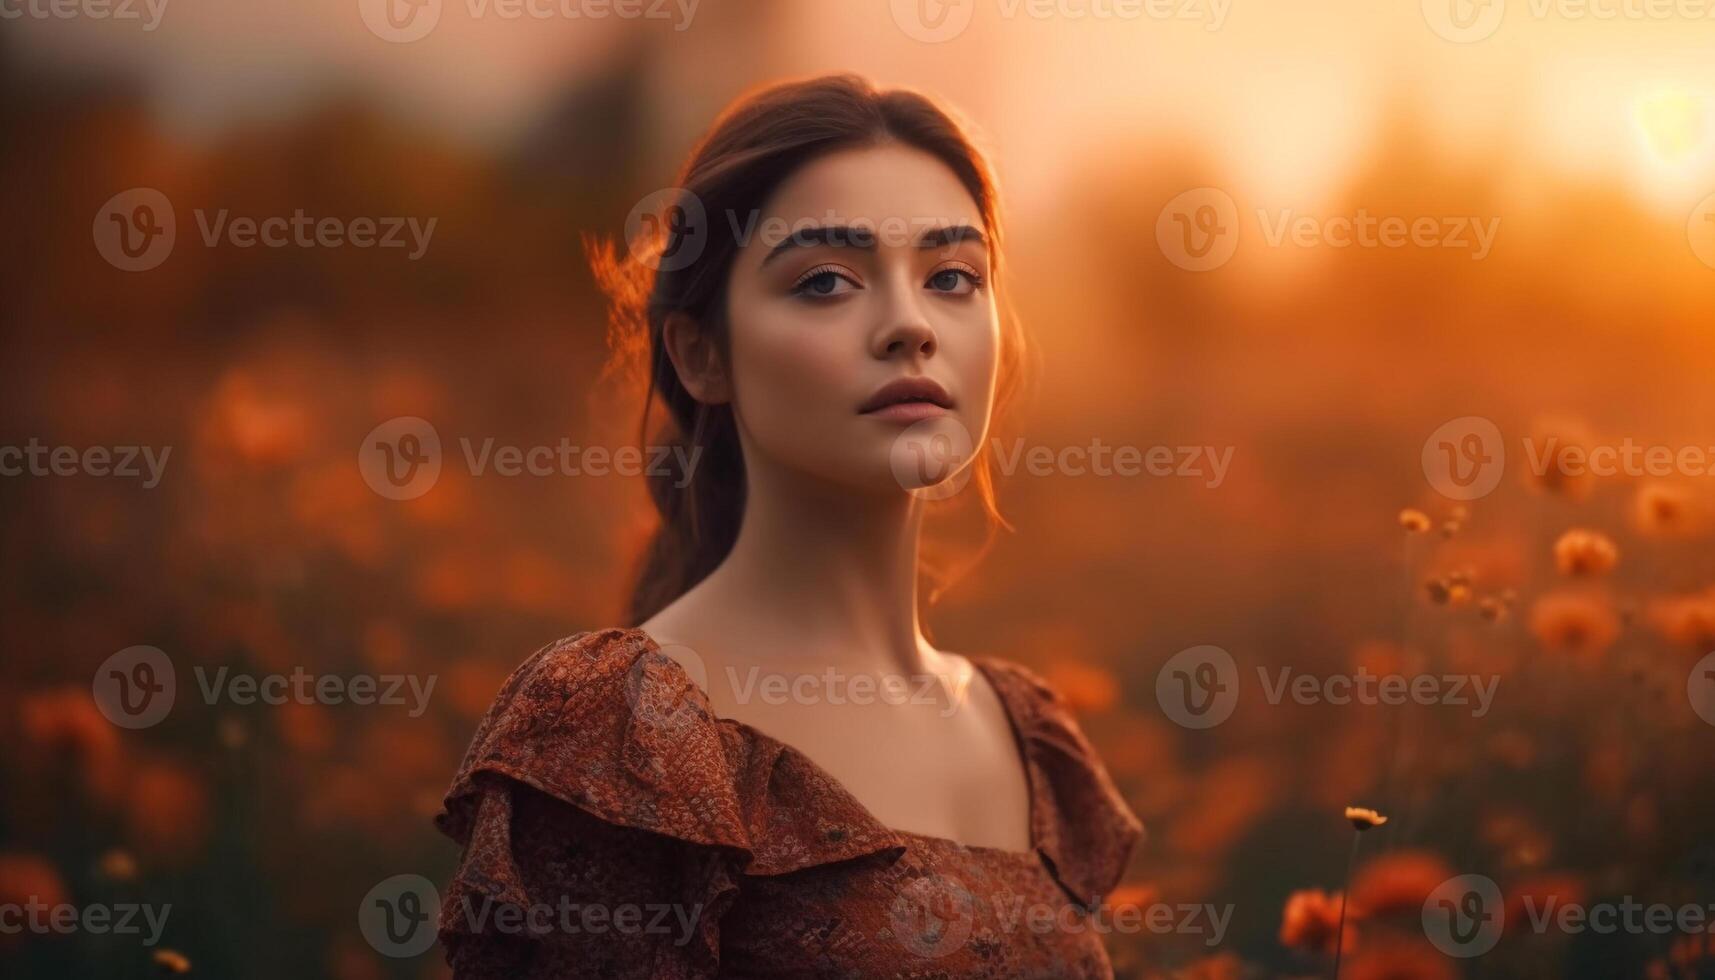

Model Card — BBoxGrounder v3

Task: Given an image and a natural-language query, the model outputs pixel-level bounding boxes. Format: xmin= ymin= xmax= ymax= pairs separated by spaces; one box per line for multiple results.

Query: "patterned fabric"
xmin=435 ymin=627 xmax=1144 ymax=978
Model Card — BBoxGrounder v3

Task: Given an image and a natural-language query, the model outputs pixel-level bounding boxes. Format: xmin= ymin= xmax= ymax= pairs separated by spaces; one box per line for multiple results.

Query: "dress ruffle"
xmin=436 ymin=627 xmax=1143 ymax=933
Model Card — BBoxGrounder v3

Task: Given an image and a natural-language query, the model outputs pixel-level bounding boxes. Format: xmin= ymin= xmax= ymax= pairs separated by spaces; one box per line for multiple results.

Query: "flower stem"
xmin=1333 ymin=831 xmax=1361 ymax=980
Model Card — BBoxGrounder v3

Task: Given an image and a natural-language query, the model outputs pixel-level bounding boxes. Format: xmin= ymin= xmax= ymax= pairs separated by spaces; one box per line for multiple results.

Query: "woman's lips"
xmin=860 ymin=401 xmax=951 ymax=422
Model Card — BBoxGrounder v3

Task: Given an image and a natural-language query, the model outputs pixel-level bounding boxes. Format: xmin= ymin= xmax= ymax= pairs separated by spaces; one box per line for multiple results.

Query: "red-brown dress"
xmin=435 ymin=627 xmax=1144 ymax=978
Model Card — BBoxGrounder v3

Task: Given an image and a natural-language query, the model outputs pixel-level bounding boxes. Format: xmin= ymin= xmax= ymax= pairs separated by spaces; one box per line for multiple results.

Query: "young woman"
xmin=435 ymin=73 xmax=1142 ymax=978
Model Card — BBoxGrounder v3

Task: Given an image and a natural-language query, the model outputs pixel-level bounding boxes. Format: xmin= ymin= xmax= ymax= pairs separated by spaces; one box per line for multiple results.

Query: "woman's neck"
xmin=661 ymin=458 xmax=941 ymax=676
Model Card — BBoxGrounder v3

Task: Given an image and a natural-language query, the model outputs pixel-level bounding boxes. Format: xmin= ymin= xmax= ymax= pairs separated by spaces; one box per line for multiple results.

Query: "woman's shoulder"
xmin=435 ymin=627 xmax=756 ymax=851
xmin=434 ymin=627 xmax=912 ymax=876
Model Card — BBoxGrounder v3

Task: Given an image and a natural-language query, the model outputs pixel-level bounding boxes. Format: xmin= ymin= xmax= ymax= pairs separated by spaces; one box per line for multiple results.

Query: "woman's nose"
xmin=871 ymin=283 xmax=939 ymax=360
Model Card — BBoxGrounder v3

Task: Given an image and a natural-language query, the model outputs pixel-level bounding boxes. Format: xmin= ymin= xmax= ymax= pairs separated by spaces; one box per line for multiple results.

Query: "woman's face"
xmin=718 ymin=143 xmax=1000 ymax=496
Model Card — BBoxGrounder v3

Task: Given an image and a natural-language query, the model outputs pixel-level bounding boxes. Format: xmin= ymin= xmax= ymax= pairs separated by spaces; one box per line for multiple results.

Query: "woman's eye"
xmin=791 ymin=267 xmax=858 ymax=299
xmin=927 ymin=267 xmax=984 ymax=295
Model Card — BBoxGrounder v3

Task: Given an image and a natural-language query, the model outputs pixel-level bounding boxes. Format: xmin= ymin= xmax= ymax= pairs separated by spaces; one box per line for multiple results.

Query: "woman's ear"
xmin=662 ymin=312 xmax=732 ymax=405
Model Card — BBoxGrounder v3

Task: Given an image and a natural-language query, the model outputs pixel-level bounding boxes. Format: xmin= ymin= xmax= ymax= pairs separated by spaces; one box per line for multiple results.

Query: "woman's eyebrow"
xmin=760 ymin=222 xmax=987 ymax=266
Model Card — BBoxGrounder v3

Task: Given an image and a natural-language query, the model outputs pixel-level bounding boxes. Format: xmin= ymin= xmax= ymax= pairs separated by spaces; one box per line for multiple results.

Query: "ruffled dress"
xmin=435 ymin=627 xmax=1143 ymax=978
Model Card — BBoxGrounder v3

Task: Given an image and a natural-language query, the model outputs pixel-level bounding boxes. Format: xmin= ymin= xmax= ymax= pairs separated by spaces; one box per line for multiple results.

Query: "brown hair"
xmin=587 ymin=73 xmax=1026 ymax=625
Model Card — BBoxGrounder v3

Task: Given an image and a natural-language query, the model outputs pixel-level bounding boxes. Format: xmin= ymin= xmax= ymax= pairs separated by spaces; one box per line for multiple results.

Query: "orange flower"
xmin=1280 ymin=888 xmax=1354 ymax=955
xmin=1633 ymin=482 xmax=1698 ymax=537
xmin=1350 ymin=850 xmax=1455 ymax=918
xmin=1529 ymin=591 xmax=1621 ymax=662
xmin=0 ymin=853 xmax=67 ymax=950
xmin=1647 ymin=588 xmax=1715 ymax=651
xmin=1553 ymin=529 xmax=1618 ymax=577
xmin=1106 ymin=881 xmax=1160 ymax=911
xmin=18 ymin=686 xmax=125 ymax=804
xmin=1524 ymin=416 xmax=1596 ymax=499
xmin=98 ymin=848 xmax=138 ymax=882
xmin=1398 ymin=508 xmax=1432 ymax=533
xmin=123 ymin=758 xmax=211 ymax=867
xmin=1345 ymin=806 xmax=1388 ymax=831
xmin=1344 ymin=937 xmax=1457 ymax=980
xmin=1045 ymin=661 xmax=1120 ymax=714
xmin=1166 ymin=953 xmax=1245 ymax=980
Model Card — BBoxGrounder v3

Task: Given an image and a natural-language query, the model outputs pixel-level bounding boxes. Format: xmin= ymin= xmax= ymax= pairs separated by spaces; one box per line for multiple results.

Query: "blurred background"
xmin=4 ymin=0 xmax=1715 ymax=977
